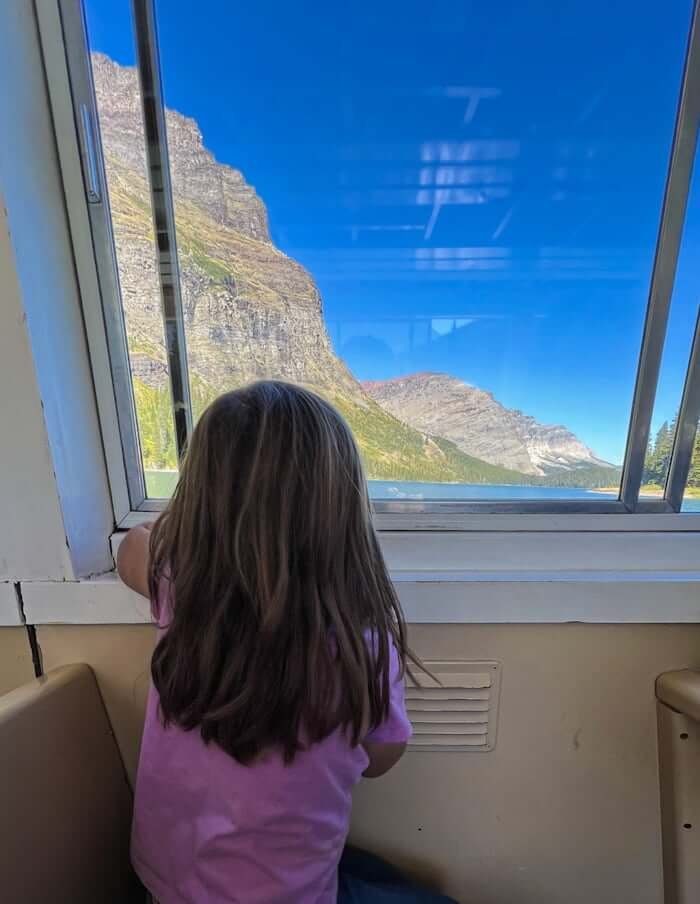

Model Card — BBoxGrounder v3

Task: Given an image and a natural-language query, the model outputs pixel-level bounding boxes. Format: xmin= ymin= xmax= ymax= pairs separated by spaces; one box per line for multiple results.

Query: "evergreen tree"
xmin=644 ymin=420 xmax=670 ymax=485
xmin=656 ymin=419 xmax=674 ymax=482
xmin=642 ymin=434 xmax=655 ymax=483
xmin=643 ymin=413 xmax=700 ymax=495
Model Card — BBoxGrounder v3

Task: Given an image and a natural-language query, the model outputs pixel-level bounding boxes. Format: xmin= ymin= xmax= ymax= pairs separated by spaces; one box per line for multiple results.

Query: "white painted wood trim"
xmin=0 ymin=1 xmax=113 ymax=578
xmin=0 ymin=206 xmax=74 ymax=582
xmin=380 ymin=531 xmax=700 ymax=572
xmin=375 ymin=512 xmax=700 ymax=531
xmin=21 ymin=578 xmax=152 ymax=625
xmin=391 ymin=570 xmax=700 ymax=583
xmin=19 ymin=572 xmax=700 ymax=625
xmin=119 ymin=509 xmax=700 ymax=532
xmin=112 ymin=529 xmax=700 ymax=574
xmin=399 ymin=576 xmax=700 ymax=623
xmin=0 ymin=584 xmax=23 ymax=627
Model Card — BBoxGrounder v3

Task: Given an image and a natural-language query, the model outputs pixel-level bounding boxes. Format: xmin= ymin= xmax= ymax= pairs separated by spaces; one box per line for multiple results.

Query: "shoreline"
xmin=144 ymin=469 xmax=700 ymax=499
xmin=592 ymin=484 xmax=700 ymax=499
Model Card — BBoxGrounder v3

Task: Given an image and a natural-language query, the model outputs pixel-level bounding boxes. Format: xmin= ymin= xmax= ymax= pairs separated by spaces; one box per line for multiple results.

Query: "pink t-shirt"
xmin=131 ymin=601 xmax=412 ymax=904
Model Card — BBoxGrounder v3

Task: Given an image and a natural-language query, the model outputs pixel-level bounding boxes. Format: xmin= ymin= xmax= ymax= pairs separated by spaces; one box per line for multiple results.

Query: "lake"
xmin=370 ymin=480 xmax=616 ymax=501
xmin=371 ymin=480 xmax=700 ymax=511
xmin=145 ymin=471 xmax=700 ymax=511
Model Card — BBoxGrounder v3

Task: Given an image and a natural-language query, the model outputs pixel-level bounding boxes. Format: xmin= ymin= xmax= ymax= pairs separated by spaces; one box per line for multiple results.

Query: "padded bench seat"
xmin=0 ymin=664 xmax=142 ymax=903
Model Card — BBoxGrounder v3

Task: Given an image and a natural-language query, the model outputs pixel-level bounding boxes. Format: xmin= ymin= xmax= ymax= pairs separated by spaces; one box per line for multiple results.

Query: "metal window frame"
xmin=131 ymin=0 xmax=193 ymax=461
xmin=666 ymin=309 xmax=700 ymax=510
xmin=36 ymin=0 xmax=147 ymax=516
xmin=36 ymin=0 xmax=700 ymax=525
xmin=620 ymin=0 xmax=700 ymax=512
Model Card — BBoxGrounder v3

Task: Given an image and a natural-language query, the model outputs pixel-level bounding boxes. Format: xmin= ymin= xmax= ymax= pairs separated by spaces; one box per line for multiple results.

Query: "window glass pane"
xmin=93 ymin=0 xmax=691 ymax=500
xmin=84 ymin=2 xmax=177 ymax=498
xmin=642 ymin=134 xmax=700 ymax=511
xmin=681 ymin=421 xmax=700 ymax=511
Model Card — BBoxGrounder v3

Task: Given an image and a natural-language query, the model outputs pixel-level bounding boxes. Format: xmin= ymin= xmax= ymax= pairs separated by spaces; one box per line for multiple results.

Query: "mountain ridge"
xmin=363 ymin=372 xmax=614 ymax=476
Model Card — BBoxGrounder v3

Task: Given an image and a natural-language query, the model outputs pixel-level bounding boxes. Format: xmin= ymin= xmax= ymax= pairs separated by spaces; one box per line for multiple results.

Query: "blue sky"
xmin=86 ymin=0 xmax=697 ymax=465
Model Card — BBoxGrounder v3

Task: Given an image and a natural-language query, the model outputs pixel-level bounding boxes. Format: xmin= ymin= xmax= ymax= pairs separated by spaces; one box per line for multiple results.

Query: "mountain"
xmin=91 ymin=53 xmax=357 ymax=401
xmin=363 ymin=372 xmax=614 ymax=476
xmin=92 ymin=53 xmax=535 ymax=485
xmin=91 ymin=53 xmax=616 ymax=488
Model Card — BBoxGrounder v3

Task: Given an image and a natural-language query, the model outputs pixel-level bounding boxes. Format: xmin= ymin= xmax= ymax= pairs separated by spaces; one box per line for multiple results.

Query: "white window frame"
xmin=35 ymin=0 xmax=700 ymax=535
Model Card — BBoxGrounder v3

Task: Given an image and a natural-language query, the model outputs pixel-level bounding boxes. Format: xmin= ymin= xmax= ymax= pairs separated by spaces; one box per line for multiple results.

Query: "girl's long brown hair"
xmin=149 ymin=380 xmax=411 ymax=764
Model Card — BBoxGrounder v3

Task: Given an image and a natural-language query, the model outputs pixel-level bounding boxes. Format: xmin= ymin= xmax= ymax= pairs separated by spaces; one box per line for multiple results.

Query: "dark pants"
xmin=338 ymin=847 xmax=459 ymax=903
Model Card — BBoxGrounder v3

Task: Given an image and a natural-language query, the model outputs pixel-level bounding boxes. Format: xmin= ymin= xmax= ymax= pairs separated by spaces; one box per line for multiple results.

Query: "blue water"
xmin=369 ymin=480 xmax=700 ymax=511
xmin=369 ymin=480 xmax=616 ymax=501
xmin=146 ymin=470 xmax=700 ymax=509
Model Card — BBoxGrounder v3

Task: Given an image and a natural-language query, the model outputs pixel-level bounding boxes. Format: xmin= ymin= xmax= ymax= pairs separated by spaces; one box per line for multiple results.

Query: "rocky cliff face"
xmin=364 ymin=373 xmax=610 ymax=475
xmin=92 ymin=53 xmax=268 ymax=240
xmin=92 ymin=52 xmax=359 ymax=399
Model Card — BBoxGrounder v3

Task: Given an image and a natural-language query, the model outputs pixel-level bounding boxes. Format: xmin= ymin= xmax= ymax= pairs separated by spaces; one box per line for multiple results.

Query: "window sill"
xmin=18 ymin=524 xmax=699 ymax=625
xmin=15 ymin=568 xmax=700 ymax=625
xmin=112 ymin=524 xmax=700 ymax=572
xmin=120 ymin=510 xmax=700 ymax=532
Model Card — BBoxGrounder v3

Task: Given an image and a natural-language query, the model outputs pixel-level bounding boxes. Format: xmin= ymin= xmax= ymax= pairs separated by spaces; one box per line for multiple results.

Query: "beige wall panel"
xmin=351 ymin=624 xmax=700 ymax=904
xmin=38 ymin=624 xmax=156 ymax=783
xmin=34 ymin=622 xmax=700 ymax=903
xmin=0 ymin=627 xmax=34 ymax=696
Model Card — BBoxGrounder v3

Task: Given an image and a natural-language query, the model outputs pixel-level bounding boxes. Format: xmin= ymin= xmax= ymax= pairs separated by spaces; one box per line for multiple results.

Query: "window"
xmin=85 ymin=1 xmax=180 ymax=498
xmin=44 ymin=0 xmax=700 ymax=519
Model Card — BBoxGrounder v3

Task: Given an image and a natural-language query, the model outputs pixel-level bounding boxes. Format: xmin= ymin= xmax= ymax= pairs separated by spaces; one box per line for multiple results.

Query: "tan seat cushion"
xmin=0 ymin=664 xmax=142 ymax=903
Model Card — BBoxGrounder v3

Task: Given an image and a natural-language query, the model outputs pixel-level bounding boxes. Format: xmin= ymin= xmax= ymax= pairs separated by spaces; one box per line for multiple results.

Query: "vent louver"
xmin=406 ymin=661 xmax=501 ymax=752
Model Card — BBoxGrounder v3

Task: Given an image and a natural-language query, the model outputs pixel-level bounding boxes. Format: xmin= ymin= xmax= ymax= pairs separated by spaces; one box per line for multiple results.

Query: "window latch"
xmin=80 ymin=103 xmax=102 ymax=204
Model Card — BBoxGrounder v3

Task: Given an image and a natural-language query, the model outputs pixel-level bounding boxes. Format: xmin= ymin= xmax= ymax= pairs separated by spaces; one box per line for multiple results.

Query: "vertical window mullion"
xmin=620 ymin=4 xmax=700 ymax=512
xmin=51 ymin=0 xmax=147 ymax=512
xmin=131 ymin=0 xmax=193 ymax=460
xmin=666 ymin=309 xmax=700 ymax=510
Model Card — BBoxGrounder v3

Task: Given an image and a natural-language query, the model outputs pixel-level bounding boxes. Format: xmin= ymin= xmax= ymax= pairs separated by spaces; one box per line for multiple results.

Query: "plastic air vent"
xmin=406 ymin=661 xmax=501 ymax=752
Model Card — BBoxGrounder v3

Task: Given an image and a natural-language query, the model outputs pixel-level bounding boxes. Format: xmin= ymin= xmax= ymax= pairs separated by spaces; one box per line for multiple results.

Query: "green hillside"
xmin=133 ymin=376 xmax=531 ymax=484
xmin=134 ymin=376 xmax=621 ymax=490
xmin=329 ymin=393 xmax=539 ymax=484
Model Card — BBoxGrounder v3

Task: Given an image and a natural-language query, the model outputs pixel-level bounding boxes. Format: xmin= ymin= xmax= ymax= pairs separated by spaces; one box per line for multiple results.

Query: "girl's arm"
xmin=362 ymin=740 xmax=407 ymax=778
xmin=361 ymin=639 xmax=412 ymax=778
xmin=116 ymin=523 xmax=154 ymax=598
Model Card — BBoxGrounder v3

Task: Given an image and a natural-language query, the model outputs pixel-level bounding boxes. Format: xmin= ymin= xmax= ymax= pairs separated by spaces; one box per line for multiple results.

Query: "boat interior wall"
xmin=38 ymin=624 xmax=156 ymax=782
xmin=0 ymin=628 xmax=35 ymax=697
xmin=0 ymin=2 xmax=113 ymax=581
xmin=29 ymin=621 xmax=700 ymax=904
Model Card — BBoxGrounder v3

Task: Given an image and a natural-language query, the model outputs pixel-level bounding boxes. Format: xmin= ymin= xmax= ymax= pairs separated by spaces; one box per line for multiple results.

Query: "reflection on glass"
xmin=92 ymin=0 xmax=692 ymax=499
xmin=84 ymin=2 xmax=176 ymax=497
xmin=643 ymin=133 xmax=700 ymax=509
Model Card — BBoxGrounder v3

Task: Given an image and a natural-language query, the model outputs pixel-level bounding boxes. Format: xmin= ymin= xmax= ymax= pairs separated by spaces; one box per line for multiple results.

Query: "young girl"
xmin=118 ymin=381 xmax=457 ymax=904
